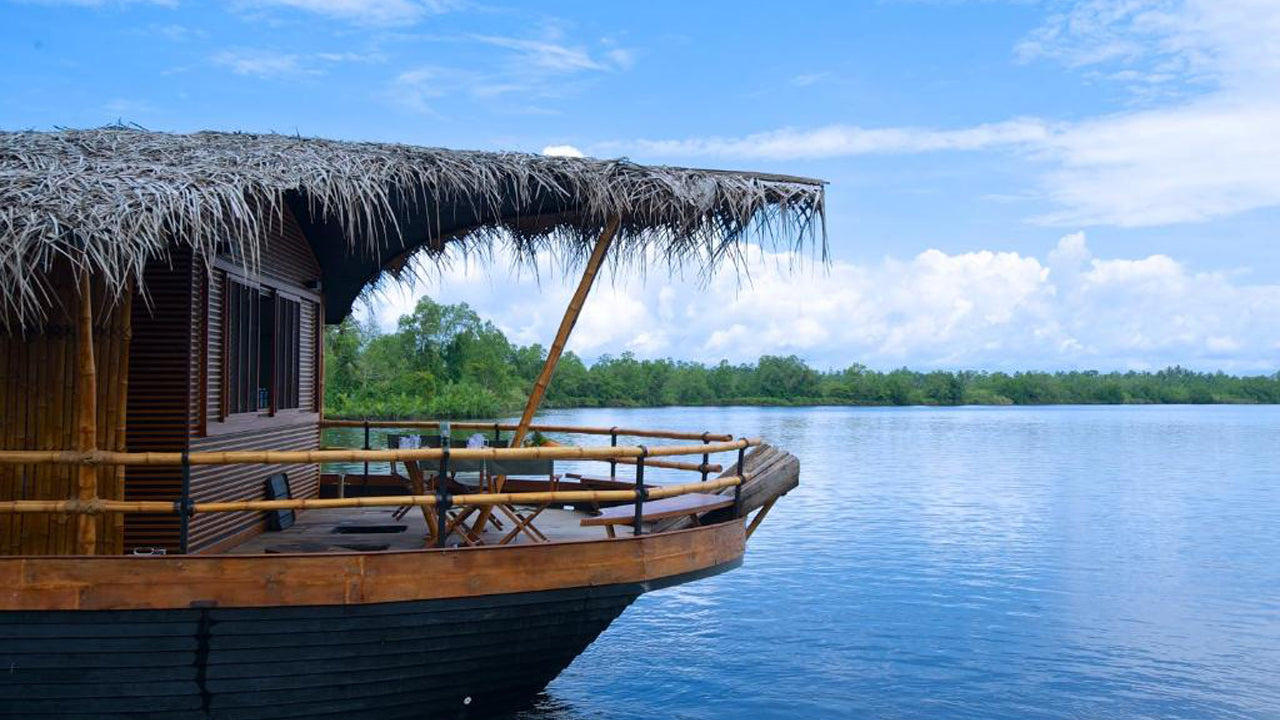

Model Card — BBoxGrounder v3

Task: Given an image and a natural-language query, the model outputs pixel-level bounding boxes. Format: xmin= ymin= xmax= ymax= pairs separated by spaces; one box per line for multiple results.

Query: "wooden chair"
xmin=456 ymin=454 xmax=557 ymax=544
xmin=580 ymin=493 xmax=734 ymax=538
xmin=386 ymin=434 xmax=486 ymax=544
xmin=387 ymin=434 xmax=555 ymax=545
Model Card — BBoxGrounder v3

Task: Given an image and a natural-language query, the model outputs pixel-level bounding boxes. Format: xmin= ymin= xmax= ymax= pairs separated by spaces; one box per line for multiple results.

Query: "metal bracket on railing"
xmin=609 ymin=427 xmax=619 ymax=478
xmin=362 ymin=420 xmax=371 ymax=485
xmin=177 ymin=450 xmax=193 ymax=555
xmin=700 ymin=431 xmax=711 ymax=483
xmin=492 ymin=422 xmax=501 ymax=446
xmin=435 ymin=445 xmax=451 ymax=548
xmin=633 ymin=445 xmax=648 ymax=535
xmin=734 ymin=442 xmax=745 ymax=519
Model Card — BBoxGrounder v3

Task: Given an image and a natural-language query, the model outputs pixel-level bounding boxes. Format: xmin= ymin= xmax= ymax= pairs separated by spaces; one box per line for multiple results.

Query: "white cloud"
xmin=604 ymin=119 xmax=1051 ymax=160
xmin=1022 ymin=0 xmax=1280 ymax=226
xmin=388 ymin=65 xmax=468 ymax=114
xmin=354 ymin=234 xmax=1280 ymax=372
xmin=212 ymin=48 xmax=312 ymax=78
xmin=791 ymin=72 xmax=830 ymax=87
xmin=212 ymin=47 xmax=382 ymax=79
xmin=542 ymin=144 xmax=584 ymax=158
xmin=148 ymin=23 xmax=203 ymax=40
xmin=14 ymin=0 xmax=176 ymax=6
xmin=605 ymin=48 xmax=636 ymax=70
xmin=103 ymin=98 xmax=155 ymax=116
xmin=599 ymin=0 xmax=1280 ymax=229
xmin=387 ymin=31 xmax=633 ymax=115
xmin=468 ymin=35 xmax=608 ymax=73
xmin=235 ymin=0 xmax=458 ymax=26
xmin=1035 ymin=97 xmax=1280 ymax=226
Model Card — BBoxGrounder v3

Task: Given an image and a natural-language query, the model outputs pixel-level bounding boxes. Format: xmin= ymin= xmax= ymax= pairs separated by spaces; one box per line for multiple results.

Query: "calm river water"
xmin=327 ymin=405 xmax=1280 ymax=720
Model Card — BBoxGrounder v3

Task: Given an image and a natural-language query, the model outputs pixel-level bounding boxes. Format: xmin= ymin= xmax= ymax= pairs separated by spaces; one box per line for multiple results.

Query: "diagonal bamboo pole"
xmin=511 ymin=214 xmax=621 ymax=450
xmin=472 ymin=214 xmax=621 ymax=535
xmin=74 ymin=273 xmax=98 ymax=555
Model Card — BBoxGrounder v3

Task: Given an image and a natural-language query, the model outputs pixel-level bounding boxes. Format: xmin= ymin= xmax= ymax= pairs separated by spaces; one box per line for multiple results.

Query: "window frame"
xmin=213 ymin=264 xmax=320 ymax=430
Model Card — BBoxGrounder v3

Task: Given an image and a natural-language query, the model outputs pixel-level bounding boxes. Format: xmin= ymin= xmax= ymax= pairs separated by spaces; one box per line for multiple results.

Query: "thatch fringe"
xmin=0 ymin=127 xmax=825 ymax=326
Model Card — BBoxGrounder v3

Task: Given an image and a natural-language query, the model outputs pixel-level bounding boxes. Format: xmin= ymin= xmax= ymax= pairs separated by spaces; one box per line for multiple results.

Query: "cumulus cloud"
xmin=354 ymin=234 xmax=1280 ymax=372
xmin=542 ymin=144 xmax=584 ymax=158
xmin=598 ymin=0 xmax=1280 ymax=229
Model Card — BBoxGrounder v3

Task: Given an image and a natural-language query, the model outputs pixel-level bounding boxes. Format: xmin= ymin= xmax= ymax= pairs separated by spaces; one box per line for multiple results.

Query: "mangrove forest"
xmin=323 ymin=297 xmax=1280 ymax=419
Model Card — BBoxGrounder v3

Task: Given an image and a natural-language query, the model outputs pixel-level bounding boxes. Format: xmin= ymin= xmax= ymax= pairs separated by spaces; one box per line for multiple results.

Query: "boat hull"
xmin=0 ymin=523 xmax=744 ymax=718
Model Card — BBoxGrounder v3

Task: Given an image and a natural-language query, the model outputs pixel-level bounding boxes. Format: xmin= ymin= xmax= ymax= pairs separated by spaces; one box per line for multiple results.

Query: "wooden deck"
xmin=227 ymin=504 xmax=629 ymax=554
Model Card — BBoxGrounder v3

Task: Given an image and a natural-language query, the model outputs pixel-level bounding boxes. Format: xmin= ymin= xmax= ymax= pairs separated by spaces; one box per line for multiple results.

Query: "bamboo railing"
xmin=320 ymin=419 xmax=736 ymax=443
xmin=320 ymin=421 xmax=731 ymax=474
xmin=0 ymin=438 xmax=756 ymax=530
xmin=0 ymin=476 xmax=743 ymax=516
xmin=0 ymin=437 xmax=755 ymax=467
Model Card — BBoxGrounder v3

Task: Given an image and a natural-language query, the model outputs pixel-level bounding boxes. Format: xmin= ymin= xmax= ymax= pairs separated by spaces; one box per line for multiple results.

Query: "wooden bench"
xmin=563 ymin=473 xmax=650 ymax=492
xmin=580 ymin=493 xmax=734 ymax=538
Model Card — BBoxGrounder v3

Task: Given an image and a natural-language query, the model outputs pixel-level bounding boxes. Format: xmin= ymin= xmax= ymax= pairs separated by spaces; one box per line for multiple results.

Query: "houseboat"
xmin=0 ymin=128 xmax=820 ymax=718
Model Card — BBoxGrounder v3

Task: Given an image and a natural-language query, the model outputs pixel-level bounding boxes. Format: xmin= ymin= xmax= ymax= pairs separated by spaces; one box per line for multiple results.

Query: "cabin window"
xmin=224 ymin=279 xmax=302 ymax=415
xmin=275 ymin=297 xmax=301 ymax=410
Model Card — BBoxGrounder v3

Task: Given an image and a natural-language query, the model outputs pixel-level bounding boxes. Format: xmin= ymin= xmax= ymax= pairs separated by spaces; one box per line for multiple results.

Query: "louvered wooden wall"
xmin=0 ymin=271 xmax=130 ymax=555
xmin=186 ymin=423 xmax=321 ymax=552
xmin=122 ymin=206 xmax=325 ymax=555
xmin=123 ymin=250 xmax=195 ymax=552
xmin=184 ymin=206 xmax=324 ymax=554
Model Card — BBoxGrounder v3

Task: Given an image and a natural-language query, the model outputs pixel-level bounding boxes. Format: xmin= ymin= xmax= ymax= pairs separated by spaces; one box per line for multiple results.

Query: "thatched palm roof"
xmin=0 ymin=128 xmax=825 ymax=325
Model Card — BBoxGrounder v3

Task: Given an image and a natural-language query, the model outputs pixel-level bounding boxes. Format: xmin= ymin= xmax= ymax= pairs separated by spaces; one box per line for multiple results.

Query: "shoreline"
xmin=323 ymin=398 xmax=1276 ymax=422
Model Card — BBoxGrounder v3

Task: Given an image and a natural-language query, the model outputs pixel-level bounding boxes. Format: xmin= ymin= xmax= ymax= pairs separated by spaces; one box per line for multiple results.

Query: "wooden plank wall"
xmin=259 ymin=208 xmax=322 ymax=284
xmin=299 ymin=301 xmax=317 ymax=413
xmin=3 ymin=205 xmax=326 ymax=556
xmin=123 ymin=251 xmax=194 ymax=553
xmin=0 ymin=271 xmax=130 ymax=555
xmin=187 ymin=423 xmax=321 ymax=552
xmin=186 ymin=206 xmax=324 ymax=554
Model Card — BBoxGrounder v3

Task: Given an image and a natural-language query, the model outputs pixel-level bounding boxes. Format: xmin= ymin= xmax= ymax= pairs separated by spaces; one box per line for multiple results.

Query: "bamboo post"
xmin=474 ymin=215 xmax=621 ymax=535
xmin=745 ymin=497 xmax=777 ymax=540
xmin=74 ymin=273 xmax=98 ymax=555
xmin=510 ymin=214 xmax=621 ymax=450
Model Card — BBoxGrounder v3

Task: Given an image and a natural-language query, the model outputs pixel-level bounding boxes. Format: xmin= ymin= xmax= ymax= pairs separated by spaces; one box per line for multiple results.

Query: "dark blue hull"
xmin=0 ymin=583 xmax=641 ymax=719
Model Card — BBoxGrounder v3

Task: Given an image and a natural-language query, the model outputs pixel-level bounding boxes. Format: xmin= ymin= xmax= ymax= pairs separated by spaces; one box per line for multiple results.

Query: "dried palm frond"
xmin=0 ymin=127 xmax=825 ymax=326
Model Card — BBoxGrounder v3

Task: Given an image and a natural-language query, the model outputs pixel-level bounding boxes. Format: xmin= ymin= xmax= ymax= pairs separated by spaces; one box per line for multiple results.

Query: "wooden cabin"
xmin=0 ymin=128 xmax=819 ymax=719
xmin=0 ymin=127 xmax=823 ymax=558
xmin=0 ymin=209 xmax=324 ymax=555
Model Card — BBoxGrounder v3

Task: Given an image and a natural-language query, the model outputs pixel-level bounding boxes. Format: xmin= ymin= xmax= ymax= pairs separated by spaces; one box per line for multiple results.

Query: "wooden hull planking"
xmin=0 ymin=522 xmax=744 ymax=718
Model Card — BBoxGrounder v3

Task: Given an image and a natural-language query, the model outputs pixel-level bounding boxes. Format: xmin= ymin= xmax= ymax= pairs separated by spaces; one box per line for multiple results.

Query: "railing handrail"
xmin=0 ymin=476 xmax=743 ymax=516
xmin=317 ymin=450 xmax=722 ymax=474
xmin=320 ymin=419 xmax=736 ymax=443
xmin=0 ymin=438 xmax=758 ymax=467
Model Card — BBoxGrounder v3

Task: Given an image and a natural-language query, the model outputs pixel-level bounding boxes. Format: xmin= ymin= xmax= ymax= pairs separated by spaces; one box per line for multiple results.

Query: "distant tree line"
xmin=324 ymin=296 xmax=1280 ymax=419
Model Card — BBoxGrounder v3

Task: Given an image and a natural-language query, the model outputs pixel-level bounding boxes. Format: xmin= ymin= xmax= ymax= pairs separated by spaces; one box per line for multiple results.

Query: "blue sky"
xmin=3 ymin=0 xmax=1279 ymax=371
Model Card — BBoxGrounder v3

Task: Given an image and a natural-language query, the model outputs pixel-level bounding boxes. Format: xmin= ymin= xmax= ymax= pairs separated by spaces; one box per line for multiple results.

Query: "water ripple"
xmin=336 ymin=406 xmax=1280 ymax=720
